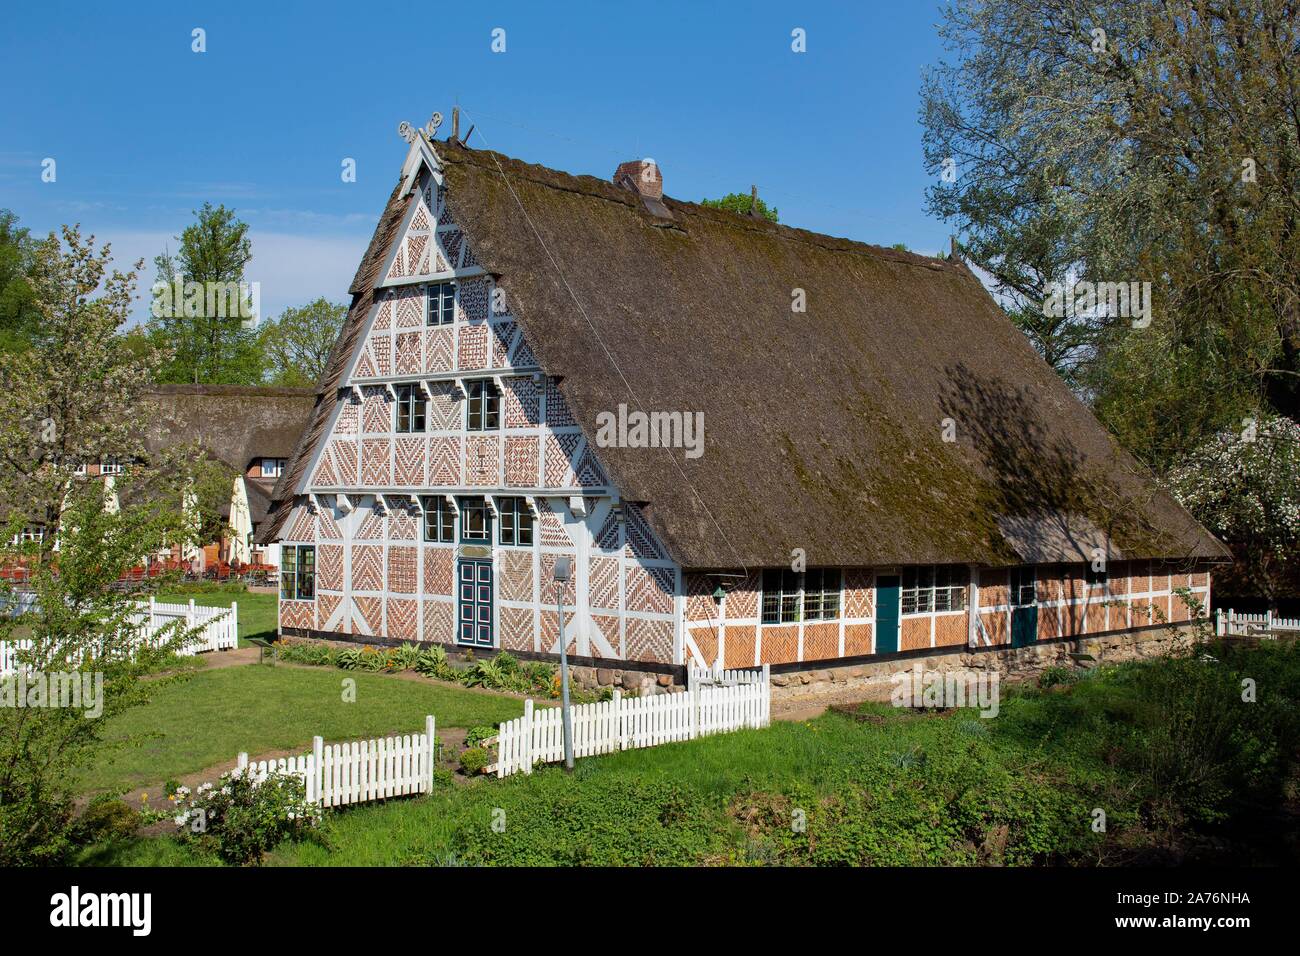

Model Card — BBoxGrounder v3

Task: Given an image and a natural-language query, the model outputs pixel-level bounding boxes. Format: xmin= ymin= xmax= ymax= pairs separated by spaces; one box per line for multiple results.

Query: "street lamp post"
xmin=552 ymin=556 xmax=575 ymax=771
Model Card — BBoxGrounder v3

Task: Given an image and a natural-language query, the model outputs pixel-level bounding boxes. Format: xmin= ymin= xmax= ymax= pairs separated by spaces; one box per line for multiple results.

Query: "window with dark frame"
xmin=427 ymin=281 xmax=454 ymax=326
xmin=422 ymin=496 xmax=455 ymax=543
xmin=761 ymin=569 xmax=801 ymax=624
xmin=901 ymin=565 xmax=970 ymax=615
xmin=280 ymin=545 xmax=315 ymax=601
xmin=497 ymin=496 xmax=534 ymax=546
xmin=802 ymin=568 xmax=841 ymax=620
xmin=1010 ymin=567 xmax=1037 ymax=606
xmin=394 ymin=384 xmax=426 ymax=433
xmin=1084 ymin=563 xmax=1107 ymax=589
xmin=760 ymin=569 xmax=841 ymax=624
xmin=465 ymin=380 xmax=500 ymax=431
xmin=458 ymin=497 xmax=492 ymax=542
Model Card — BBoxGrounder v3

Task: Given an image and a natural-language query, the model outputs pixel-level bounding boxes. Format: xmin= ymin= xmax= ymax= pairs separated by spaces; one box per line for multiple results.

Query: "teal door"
xmin=457 ymin=559 xmax=494 ymax=647
xmin=876 ymin=575 xmax=900 ymax=654
xmin=1010 ymin=567 xmax=1038 ymax=647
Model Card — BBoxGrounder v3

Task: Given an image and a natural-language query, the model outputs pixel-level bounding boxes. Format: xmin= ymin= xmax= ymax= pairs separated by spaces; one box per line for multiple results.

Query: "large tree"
xmin=147 ymin=202 xmax=264 ymax=385
xmin=921 ymin=0 xmax=1300 ymax=467
xmin=259 ymin=297 xmax=347 ymax=386
xmin=0 ymin=210 xmax=39 ymax=354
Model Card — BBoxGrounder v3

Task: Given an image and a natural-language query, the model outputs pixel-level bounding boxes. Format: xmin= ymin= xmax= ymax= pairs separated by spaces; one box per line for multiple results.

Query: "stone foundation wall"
xmin=770 ymin=623 xmax=1199 ymax=704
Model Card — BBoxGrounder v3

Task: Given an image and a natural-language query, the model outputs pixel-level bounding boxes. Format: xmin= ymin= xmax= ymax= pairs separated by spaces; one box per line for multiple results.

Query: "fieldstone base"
xmin=769 ymin=623 xmax=1199 ymax=705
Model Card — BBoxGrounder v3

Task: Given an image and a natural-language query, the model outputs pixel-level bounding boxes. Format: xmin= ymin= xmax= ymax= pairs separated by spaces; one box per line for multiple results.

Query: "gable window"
xmin=465 ymin=380 xmax=500 ymax=431
xmin=427 ymin=281 xmax=454 ymax=326
xmin=422 ymin=496 xmax=455 ymax=543
xmin=261 ymin=458 xmax=285 ymax=478
xmin=280 ymin=545 xmax=315 ymax=601
xmin=1010 ymin=567 xmax=1036 ymax=606
xmin=497 ymin=497 xmax=534 ymax=546
xmin=394 ymin=384 xmax=426 ymax=433
xmin=901 ymin=566 xmax=969 ymax=614
xmin=458 ymin=497 xmax=492 ymax=542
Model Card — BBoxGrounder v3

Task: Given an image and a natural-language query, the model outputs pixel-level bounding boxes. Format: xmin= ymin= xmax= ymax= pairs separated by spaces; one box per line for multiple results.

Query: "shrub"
xmin=459 ymin=747 xmax=489 ymax=776
xmin=175 ymin=769 xmax=322 ymax=865
xmin=72 ymin=797 xmax=140 ymax=844
xmin=464 ymin=725 xmax=497 ymax=748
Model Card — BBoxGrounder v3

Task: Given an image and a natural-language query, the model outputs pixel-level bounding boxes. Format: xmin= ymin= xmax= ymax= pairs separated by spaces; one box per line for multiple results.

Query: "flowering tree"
xmin=1166 ymin=415 xmax=1300 ymax=602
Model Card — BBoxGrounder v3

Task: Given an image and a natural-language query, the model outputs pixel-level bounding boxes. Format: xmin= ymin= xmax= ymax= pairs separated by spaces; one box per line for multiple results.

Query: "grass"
xmin=156 ymin=590 xmax=277 ymax=648
xmin=81 ymin=664 xmax=527 ymax=795
xmin=79 ymin=639 xmax=1300 ymax=867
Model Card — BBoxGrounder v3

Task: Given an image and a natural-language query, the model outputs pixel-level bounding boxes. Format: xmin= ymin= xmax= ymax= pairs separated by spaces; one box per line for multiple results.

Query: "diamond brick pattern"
xmin=427 ymin=382 xmax=458 ymax=429
xmin=459 ymin=277 xmax=488 ymax=321
xmin=395 ymin=286 xmax=423 ymax=327
xmin=389 ymin=506 xmax=418 ymax=540
xmin=844 ymin=569 xmax=873 ymax=619
xmin=395 ymin=332 xmax=421 ymax=374
xmin=625 ymin=617 xmax=673 ymax=664
xmin=361 ymin=439 xmax=391 ymax=485
xmin=504 ymin=435 xmax=539 ymax=487
xmin=423 ymin=547 xmax=454 ymax=596
xmin=280 ymin=600 xmax=315 ymax=630
xmin=351 ymin=545 xmax=383 ymax=591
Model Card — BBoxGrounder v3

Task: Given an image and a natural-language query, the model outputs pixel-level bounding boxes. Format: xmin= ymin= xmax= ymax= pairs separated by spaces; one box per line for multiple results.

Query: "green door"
xmin=876 ymin=575 xmax=900 ymax=654
xmin=1010 ymin=567 xmax=1038 ymax=647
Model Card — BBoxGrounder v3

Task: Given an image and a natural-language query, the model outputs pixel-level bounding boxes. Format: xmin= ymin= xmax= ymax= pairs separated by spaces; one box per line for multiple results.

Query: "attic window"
xmin=262 ymin=458 xmax=285 ymax=478
xmin=427 ymin=281 xmax=454 ymax=326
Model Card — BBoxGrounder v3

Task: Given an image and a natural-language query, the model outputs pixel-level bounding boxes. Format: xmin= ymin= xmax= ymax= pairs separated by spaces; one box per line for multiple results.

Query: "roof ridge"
xmin=439 ymin=141 xmax=968 ymax=276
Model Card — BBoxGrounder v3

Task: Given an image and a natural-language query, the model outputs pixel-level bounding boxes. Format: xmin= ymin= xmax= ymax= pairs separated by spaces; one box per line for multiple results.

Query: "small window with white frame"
xmin=99 ymin=456 xmax=123 ymax=475
xmin=262 ymin=458 xmax=285 ymax=478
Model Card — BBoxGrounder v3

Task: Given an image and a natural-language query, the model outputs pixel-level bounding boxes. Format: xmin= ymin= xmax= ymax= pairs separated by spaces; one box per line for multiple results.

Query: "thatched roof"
xmin=262 ymin=139 xmax=1227 ymax=568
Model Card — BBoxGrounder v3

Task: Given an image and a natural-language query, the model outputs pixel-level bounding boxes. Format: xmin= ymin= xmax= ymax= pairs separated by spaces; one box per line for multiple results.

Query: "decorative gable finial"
xmin=398 ymin=113 xmax=444 ymax=144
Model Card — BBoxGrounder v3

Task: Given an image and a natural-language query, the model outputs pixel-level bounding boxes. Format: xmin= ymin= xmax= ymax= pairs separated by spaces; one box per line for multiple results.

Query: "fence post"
xmin=1228 ymin=608 xmax=1235 ymax=636
xmin=522 ymin=698 xmax=534 ymax=775
xmin=689 ymin=679 xmax=699 ymax=740
xmin=612 ymin=690 xmax=623 ymax=751
xmin=149 ymin=595 xmax=156 ymax=632
xmin=230 ymin=601 xmax=238 ymax=650
xmin=236 ymin=752 xmax=248 ymax=776
xmin=312 ymin=735 xmax=324 ymax=804
xmin=187 ymin=599 xmax=196 ymax=652
xmin=424 ymin=715 xmax=435 ymax=792
xmin=761 ymin=663 xmax=771 ymax=727
xmin=1266 ymin=609 xmax=1274 ymax=634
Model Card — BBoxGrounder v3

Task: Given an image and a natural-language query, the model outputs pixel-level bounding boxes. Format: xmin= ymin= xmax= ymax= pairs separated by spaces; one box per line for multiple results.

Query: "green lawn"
xmin=79 ymin=640 xmax=1300 ymax=867
xmin=82 ymin=665 xmax=527 ymax=795
xmin=156 ymin=590 xmax=278 ymax=648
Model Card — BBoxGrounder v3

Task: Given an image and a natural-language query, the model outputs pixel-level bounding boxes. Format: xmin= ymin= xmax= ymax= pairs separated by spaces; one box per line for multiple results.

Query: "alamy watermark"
xmin=594 ymin=403 xmax=704 ymax=460
xmin=151 ymin=279 xmax=260 ymax=325
xmin=890 ymin=663 xmax=1000 ymax=718
xmin=1 ymin=670 xmax=104 ymax=718
xmin=1042 ymin=280 xmax=1152 ymax=328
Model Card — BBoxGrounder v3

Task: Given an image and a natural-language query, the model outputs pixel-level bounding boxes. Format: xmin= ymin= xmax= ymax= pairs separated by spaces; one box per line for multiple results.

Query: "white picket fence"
xmin=137 ymin=598 xmax=239 ymax=654
xmin=236 ymin=715 xmax=437 ymax=808
xmin=0 ymin=598 xmax=237 ymax=676
xmin=494 ymin=665 xmax=770 ymax=778
xmin=1216 ymin=608 xmax=1300 ymax=637
xmin=0 ymin=639 xmax=32 ymax=677
xmin=688 ymin=663 xmax=769 ymax=687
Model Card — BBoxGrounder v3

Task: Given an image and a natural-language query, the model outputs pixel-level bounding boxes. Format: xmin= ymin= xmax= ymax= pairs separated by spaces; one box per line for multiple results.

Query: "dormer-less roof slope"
xmin=146 ymin=384 xmax=317 ymax=472
xmin=262 ymin=139 xmax=1227 ymax=569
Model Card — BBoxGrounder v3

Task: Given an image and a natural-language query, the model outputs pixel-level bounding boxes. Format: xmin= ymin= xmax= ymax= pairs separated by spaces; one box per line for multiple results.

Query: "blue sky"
xmin=0 ymin=0 xmax=953 ymax=324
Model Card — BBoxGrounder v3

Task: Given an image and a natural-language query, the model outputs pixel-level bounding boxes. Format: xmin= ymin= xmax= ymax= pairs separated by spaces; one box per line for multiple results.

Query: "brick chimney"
xmin=614 ymin=159 xmax=663 ymax=200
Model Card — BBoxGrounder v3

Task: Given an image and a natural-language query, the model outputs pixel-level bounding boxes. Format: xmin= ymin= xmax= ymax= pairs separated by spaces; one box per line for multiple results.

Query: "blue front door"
xmin=876 ymin=575 xmax=900 ymax=654
xmin=457 ymin=559 xmax=494 ymax=647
